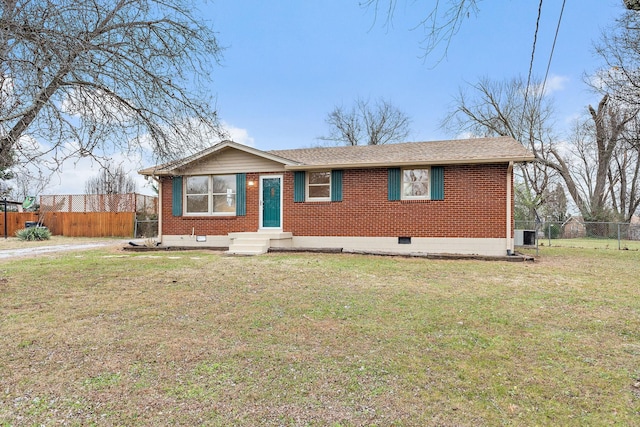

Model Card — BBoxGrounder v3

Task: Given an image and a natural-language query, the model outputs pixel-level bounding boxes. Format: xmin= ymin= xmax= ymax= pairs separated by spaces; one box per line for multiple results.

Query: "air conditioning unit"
xmin=514 ymin=229 xmax=536 ymax=246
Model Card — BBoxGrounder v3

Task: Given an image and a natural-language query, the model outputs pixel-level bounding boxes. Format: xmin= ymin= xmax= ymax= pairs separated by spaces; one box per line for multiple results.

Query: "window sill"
xmin=399 ymin=199 xmax=434 ymax=203
xmin=181 ymin=214 xmax=238 ymax=219
xmin=302 ymin=200 xmax=333 ymax=204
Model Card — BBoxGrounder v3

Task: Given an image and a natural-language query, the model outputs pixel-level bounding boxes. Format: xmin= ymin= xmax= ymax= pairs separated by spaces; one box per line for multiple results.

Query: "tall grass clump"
xmin=15 ymin=226 xmax=52 ymax=241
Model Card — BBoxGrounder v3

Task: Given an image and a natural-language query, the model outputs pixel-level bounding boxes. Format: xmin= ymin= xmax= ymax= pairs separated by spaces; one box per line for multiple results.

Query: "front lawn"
xmin=1 ymin=247 xmax=639 ymax=426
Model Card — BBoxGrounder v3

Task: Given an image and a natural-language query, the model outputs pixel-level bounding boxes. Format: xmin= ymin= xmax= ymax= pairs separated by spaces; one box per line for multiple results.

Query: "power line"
xmin=521 ymin=0 xmax=567 ymax=127
xmin=540 ymin=0 xmax=567 ymax=98
xmin=520 ymin=0 xmax=544 ymax=141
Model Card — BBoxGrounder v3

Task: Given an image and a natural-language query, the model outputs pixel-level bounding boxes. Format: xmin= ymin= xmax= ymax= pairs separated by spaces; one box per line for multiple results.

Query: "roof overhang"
xmin=284 ymin=156 xmax=536 ymax=171
xmin=138 ymin=137 xmax=537 ymax=176
xmin=139 ymin=140 xmax=301 ymax=176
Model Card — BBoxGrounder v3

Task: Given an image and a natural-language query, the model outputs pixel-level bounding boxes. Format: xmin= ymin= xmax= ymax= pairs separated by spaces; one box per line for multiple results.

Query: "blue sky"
xmin=210 ymin=0 xmax=620 ymax=149
xmin=44 ymin=0 xmax=623 ymax=195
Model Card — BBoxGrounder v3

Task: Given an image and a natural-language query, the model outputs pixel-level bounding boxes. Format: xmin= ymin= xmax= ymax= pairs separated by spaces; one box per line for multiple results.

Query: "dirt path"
xmin=0 ymin=238 xmax=132 ymax=259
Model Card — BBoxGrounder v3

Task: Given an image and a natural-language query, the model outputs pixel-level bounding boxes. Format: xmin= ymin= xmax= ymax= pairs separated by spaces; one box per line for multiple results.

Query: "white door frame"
xmin=259 ymin=175 xmax=283 ymax=230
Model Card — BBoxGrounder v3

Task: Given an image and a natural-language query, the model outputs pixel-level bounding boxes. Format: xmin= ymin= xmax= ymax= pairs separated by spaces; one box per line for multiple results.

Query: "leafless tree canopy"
xmin=443 ymin=76 xmax=557 ymax=210
xmin=84 ymin=163 xmax=137 ymax=195
xmin=592 ymin=9 xmax=640 ymax=105
xmin=361 ymin=0 xmax=479 ymax=61
xmin=320 ymin=97 xmax=411 ymax=146
xmin=0 ymin=0 xmax=225 ymax=171
xmin=563 ymin=96 xmax=640 ymax=221
xmin=445 ymin=76 xmax=640 ymax=222
xmin=0 ymin=167 xmax=13 ymax=197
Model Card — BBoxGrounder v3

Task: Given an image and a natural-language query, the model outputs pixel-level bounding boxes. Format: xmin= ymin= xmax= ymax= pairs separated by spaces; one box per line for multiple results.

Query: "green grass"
xmin=0 ymin=246 xmax=639 ymax=425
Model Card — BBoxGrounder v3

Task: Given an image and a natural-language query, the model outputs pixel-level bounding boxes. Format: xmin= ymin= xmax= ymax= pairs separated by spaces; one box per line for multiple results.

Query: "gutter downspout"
xmin=152 ymin=175 xmax=162 ymax=243
xmin=506 ymin=162 xmax=514 ymax=255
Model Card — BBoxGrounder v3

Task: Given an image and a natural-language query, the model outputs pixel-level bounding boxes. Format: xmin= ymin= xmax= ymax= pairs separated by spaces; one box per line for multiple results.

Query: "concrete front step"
xmin=227 ymin=231 xmax=293 ymax=255
xmin=228 ymin=240 xmax=270 ymax=255
xmin=227 ymin=245 xmax=269 ymax=255
xmin=228 ymin=231 xmax=293 ymax=240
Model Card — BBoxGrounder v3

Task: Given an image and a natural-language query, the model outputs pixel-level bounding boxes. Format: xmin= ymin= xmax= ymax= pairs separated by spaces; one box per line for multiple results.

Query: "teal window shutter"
xmin=388 ymin=168 xmax=401 ymax=201
xmin=331 ymin=170 xmax=343 ymax=202
xmin=236 ymin=173 xmax=246 ymax=216
xmin=172 ymin=176 xmax=183 ymax=216
xmin=430 ymin=166 xmax=444 ymax=200
xmin=294 ymin=171 xmax=305 ymax=202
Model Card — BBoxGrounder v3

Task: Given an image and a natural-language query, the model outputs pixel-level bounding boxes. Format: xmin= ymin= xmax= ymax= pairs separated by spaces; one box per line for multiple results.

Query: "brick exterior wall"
xmin=161 ymin=163 xmax=511 ymax=239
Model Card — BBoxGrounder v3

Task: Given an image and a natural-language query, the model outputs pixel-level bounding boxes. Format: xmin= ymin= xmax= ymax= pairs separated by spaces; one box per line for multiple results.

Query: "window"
xmin=388 ymin=167 xmax=444 ymax=201
xmin=402 ymin=168 xmax=430 ymax=200
xmin=307 ymin=171 xmax=331 ymax=201
xmin=185 ymin=175 xmax=236 ymax=215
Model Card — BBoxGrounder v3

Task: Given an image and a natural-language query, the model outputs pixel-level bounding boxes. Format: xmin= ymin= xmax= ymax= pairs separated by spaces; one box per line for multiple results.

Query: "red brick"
xmin=161 ymin=165 xmax=512 ymax=239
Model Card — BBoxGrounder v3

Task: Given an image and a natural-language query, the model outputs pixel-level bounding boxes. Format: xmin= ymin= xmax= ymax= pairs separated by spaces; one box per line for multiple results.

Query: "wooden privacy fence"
xmin=1 ymin=212 xmax=136 ymax=238
xmin=1 ymin=193 xmax=156 ymax=238
xmin=43 ymin=212 xmax=135 ymax=237
xmin=0 ymin=212 xmax=39 ymax=237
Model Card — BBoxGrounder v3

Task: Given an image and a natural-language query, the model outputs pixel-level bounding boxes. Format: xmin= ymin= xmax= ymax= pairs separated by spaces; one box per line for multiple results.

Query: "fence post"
xmin=3 ymin=198 xmax=7 ymax=239
xmin=618 ymin=223 xmax=621 ymax=250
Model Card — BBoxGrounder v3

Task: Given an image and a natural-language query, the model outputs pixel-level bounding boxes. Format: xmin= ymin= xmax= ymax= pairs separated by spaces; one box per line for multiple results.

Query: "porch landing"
xmin=227 ymin=231 xmax=293 ymax=255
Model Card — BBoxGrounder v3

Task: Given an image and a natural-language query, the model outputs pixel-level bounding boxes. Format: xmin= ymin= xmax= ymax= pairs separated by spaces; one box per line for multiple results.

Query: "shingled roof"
xmin=139 ymin=136 xmax=534 ymax=176
xmin=269 ymin=136 xmax=534 ymax=170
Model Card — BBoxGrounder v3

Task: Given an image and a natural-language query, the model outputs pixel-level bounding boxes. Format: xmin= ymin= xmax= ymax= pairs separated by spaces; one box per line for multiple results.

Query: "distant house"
xmin=562 ymin=216 xmax=586 ymax=239
xmin=139 ymin=137 xmax=534 ymax=256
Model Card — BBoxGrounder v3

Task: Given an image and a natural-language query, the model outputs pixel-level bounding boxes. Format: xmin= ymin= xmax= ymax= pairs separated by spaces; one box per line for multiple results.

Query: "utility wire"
xmin=522 ymin=0 xmax=544 ymax=116
xmin=540 ymin=0 xmax=567 ymax=97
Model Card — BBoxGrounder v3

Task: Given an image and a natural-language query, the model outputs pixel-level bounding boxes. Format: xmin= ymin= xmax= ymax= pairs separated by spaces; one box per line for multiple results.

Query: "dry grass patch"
xmin=535 ymin=237 xmax=640 ymax=251
xmin=0 ymin=247 xmax=639 ymax=426
xmin=0 ymin=235 xmax=123 ymax=250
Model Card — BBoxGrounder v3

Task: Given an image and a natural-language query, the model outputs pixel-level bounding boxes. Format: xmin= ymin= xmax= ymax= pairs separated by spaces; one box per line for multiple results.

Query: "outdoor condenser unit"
xmin=514 ymin=229 xmax=536 ymax=246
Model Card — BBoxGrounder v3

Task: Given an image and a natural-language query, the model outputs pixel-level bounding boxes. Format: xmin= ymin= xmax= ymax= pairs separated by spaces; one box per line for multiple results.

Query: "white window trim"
xmin=401 ymin=167 xmax=431 ymax=201
xmin=184 ymin=174 xmax=237 ymax=216
xmin=306 ymin=170 xmax=331 ymax=202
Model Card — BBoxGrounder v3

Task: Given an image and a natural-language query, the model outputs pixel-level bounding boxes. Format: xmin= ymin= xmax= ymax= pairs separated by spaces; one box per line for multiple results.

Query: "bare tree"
xmin=0 ymin=167 xmax=13 ymax=198
xmin=543 ymin=183 xmax=568 ymax=222
xmin=85 ymin=163 xmax=137 ymax=195
xmin=584 ymin=6 xmax=640 ymax=221
xmin=567 ymin=98 xmax=640 ymax=222
xmin=5 ymin=165 xmax=49 ymax=201
xmin=361 ymin=0 xmax=479 ymax=61
xmin=84 ymin=162 xmax=138 ymax=212
xmin=593 ymin=7 xmax=640 ymax=106
xmin=445 ymin=76 xmax=640 ymax=222
xmin=0 ymin=0 xmax=225 ymax=172
xmin=443 ymin=76 xmax=558 ymax=215
xmin=611 ymin=113 xmax=640 ymax=220
xmin=320 ymin=98 xmax=411 ymax=146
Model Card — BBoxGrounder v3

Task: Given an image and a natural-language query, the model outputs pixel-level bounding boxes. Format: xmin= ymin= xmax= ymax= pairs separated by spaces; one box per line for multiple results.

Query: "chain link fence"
xmin=134 ymin=216 xmax=159 ymax=238
xmin=515 ymin=220 xmax=640 ymax=251
xmin=40 ymin=193 xmax=157 ymax=213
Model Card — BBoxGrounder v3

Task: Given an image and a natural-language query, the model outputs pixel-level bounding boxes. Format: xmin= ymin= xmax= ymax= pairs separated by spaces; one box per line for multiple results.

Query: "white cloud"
xmin=10 ymin=120 xmax=254 ymax=197
xmin=222 ymin=122 xmax=255 ymax=147
xmin=532 ymin=74 xmax=569 ymax=97
xmin=11 ymin=148 xmax=155 ymax=197
xmin=454 ymin=131 xmax=482 ymax=139
xmin=543 ymin=75 xmax=569 ymax=95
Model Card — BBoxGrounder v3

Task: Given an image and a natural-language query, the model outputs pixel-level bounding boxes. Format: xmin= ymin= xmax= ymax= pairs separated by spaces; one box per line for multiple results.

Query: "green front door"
xmin=262 ymin=177 xmax=281 ymax=228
